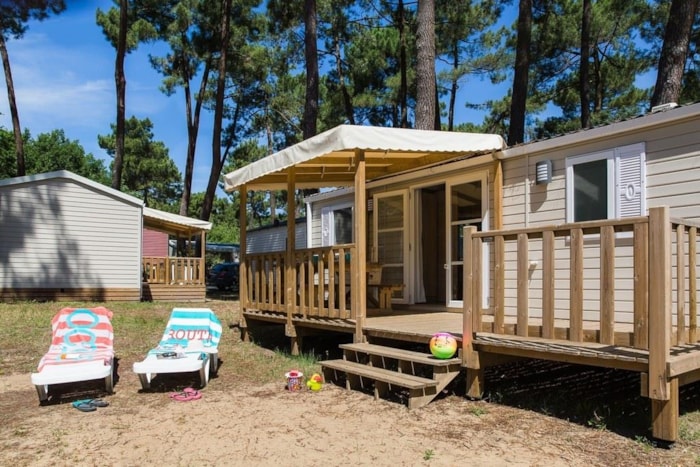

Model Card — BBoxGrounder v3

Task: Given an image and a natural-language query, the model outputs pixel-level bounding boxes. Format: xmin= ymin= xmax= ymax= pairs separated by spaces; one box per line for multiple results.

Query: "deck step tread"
xmin=339 ymin=343 xmax=461 ymax=366
xmin=321 ymin=359 xmax=438 ymax=389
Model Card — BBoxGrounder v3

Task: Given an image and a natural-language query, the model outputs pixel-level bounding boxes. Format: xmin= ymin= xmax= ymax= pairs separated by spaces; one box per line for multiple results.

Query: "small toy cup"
xmin=285 ymin=370 xmax=304 ymax=392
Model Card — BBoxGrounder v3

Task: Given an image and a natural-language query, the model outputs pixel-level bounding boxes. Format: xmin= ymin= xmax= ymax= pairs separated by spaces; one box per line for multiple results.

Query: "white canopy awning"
xmin=223 ymin=124 xmax=506 ymax=191
xmin=143 ymin=207 xmax=212 ymax=235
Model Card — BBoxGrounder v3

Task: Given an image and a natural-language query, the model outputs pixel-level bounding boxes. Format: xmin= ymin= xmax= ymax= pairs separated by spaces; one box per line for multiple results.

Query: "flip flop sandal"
xmin=170 ymin=392 xmax=188 ymax=401
xmin=87 ymin=399 xmax=109 ymax=408
xmin=182 ymin=387 xmax=202 ymax=400
xmin=72 ymin=400 xmax=97 ymax=412
xmin=169 ymin=388 xmax=202 ymax=402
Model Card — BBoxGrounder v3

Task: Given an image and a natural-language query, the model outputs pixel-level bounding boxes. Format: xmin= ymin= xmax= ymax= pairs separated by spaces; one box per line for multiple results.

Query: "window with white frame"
xmin=565 ymin=142 xmax=646 ymax=223
xmin=321 ymin=204 xmax=353 ymax=246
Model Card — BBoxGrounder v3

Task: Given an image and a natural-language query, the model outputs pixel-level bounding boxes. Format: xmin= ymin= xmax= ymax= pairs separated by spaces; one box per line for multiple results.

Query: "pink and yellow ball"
xmin=429 ymin=332 xmax=457 ymax=359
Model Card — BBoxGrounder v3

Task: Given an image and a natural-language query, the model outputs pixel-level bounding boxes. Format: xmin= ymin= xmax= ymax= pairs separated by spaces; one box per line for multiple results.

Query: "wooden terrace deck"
xmin=239 ymin=207 xmax=700 ymax=442
xmin=243 ymin=307 xmax=700 ymax=376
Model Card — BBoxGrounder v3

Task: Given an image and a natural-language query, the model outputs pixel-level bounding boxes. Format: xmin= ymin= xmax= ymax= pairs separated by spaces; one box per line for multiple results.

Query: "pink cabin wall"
xmin=142 ymin=228 xmax=168 ymax=257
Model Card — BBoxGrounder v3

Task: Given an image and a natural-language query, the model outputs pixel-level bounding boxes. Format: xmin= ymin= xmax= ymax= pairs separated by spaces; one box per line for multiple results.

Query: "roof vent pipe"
xmin=651 ymin=102 xmax=678 ymax=113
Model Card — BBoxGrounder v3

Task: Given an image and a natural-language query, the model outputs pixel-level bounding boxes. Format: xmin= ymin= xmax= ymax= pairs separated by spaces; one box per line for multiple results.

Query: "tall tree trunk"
xmin=508 ymin=0 xmax=532 ymax=146
xmin=179 ymin=56 xmax=211 ymax=217
xmin=593 ymin=50 xmax=603 ymax=111
xmin=448 ymin=43 xmax=459 ymax=131
xmin=112 ymin=0 xmax=127 ymax=191
xmin=0 ymin=33 xmax=25 ymax=176
xmin=303 ymin=0 xmax=318 ymax=139
xmin=415 ymin=0 xmax=436 ymax=130
xmin=651 ymin=0 xmax=699 ymax=107
xmin=434 ymin=76 xmax=441 ymax=130
xmin=579 ymin=0 xmax=591 ymax=129
xmin=301 ymin=0 xmax=319 ymax=205
xmin=334 ymin=39 xmax=355 ymax=124
xmin=201 ymin=0 xmax=232 ymax=222
xmin=398 ymin=0 xmax=408 ymax=127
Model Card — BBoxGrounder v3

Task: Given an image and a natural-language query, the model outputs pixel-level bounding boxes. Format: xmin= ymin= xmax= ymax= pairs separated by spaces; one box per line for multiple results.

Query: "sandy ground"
xmin=2 ymin=367 xmax=699 ymax=467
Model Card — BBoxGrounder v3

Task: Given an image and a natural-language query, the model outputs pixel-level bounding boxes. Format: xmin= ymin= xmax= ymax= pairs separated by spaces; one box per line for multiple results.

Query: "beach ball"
xmin=429 ymin=332 xmax=457 ymax=359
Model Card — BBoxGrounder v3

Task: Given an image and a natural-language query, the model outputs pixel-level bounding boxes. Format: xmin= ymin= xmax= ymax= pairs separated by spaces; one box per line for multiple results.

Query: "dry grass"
xmin=2 ymin=298 xmax=700 ymax=465
xmin=0 ymin=299 xmax=322 ymax=386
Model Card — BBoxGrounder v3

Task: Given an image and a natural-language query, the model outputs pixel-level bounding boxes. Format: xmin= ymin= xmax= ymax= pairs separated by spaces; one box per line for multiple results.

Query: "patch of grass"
xmin=586 ymin=409 xmax=608 ymax=431
xmin=679 ymin=418 xmax=700 ymax=442
xmin=423 ymin=448 xmax=435 ymax=461
xmin=469 ymin=405 xmax=488 ymax=417
xmin=633 ymin=435 xmax=656 ymax=452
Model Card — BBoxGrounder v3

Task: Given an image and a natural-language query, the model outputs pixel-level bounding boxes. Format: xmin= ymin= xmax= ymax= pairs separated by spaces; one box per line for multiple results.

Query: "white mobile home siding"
xmin=308 ymin=193 xmax=355 ymax=247
xmin=0 ymin=176 xmax=142 ymax=295
xmin=499 ymin=106 xmax=700 ymax=326
xmin=246 ymin=220 xmax=307 ymax=254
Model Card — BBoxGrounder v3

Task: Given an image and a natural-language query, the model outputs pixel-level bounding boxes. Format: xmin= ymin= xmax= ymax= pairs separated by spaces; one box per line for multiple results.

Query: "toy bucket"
xmin=285 ymin=370 xmax=304 ymax=392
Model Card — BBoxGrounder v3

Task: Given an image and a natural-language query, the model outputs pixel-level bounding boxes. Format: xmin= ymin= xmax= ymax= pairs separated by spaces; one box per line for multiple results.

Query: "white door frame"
xmin=445 ymin=171 xmax=489 ymax=309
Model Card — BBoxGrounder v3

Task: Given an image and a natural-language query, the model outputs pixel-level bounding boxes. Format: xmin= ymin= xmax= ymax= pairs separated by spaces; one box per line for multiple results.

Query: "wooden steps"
xmin=320 ymin=342 xmax=462 ymax=409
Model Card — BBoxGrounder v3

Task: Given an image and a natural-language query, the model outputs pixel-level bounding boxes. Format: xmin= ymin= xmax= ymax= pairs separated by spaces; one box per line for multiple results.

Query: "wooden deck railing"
xmin=142 ymin=256 xmax=206 ymax=285
xmin=462 ymin=205 xmax=700 ymax=361
xmin=244 ymin=245 xmax=356 ymax=320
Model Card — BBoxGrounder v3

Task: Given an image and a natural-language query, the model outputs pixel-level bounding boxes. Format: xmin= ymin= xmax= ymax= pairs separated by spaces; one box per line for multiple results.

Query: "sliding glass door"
xmin=373 ymin=190 xmax=408 ymax=302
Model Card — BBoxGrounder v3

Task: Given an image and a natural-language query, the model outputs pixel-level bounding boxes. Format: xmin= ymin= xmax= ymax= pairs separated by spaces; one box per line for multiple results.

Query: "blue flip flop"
xmin=72 ymin=400 xmax=96 ymax=412
xmin=86 ymin=399 xmax=109 ymax=407
xmin=72 ymin=399 xmax=109 ymax=411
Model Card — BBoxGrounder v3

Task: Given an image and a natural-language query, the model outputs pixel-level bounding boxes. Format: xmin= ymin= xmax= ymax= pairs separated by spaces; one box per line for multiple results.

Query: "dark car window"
xmin=207 ymin=263 xmax=239 ymax=290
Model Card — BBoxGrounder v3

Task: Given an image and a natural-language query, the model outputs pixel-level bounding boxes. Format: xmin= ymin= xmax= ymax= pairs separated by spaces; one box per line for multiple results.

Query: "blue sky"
xmin=0 ymin=2 xmax=535 ymax=194
xmin=0 ymin=0 xmax=217 ymax=193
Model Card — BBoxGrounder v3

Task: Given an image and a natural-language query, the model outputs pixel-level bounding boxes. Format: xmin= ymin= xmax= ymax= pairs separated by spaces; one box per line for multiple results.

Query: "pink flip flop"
xmin=170 ymin=387 xmax=202 ymax=402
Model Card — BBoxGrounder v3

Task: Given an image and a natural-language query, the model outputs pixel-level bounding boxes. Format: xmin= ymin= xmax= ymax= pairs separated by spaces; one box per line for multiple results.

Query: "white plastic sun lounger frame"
xmin=31 ymin=358 xmax=114 ymax=402
xmin=133 ymin=352 xmax=211 ymax=390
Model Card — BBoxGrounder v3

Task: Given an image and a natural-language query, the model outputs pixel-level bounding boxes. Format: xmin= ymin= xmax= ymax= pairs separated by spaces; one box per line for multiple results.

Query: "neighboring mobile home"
xmin=247 ymin=218 xmax=307 ymax=254
xmin=223 ymin=103 xmax=700 ymax=442
xmin=0 ymin=170 xmax=212 ymax=302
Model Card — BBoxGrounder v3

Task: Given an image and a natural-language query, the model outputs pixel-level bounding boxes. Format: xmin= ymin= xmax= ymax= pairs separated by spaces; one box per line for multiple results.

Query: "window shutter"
xmin=615 ymin=143 xmax=646 ymax=218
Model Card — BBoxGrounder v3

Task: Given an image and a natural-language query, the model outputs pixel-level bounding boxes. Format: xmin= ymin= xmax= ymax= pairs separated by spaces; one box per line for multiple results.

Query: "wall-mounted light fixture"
xmin=535 ymin=159 xmax=552 ymax=185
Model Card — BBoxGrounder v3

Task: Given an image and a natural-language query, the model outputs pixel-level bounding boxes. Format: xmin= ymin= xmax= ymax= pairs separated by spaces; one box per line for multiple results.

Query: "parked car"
xmin=207 ymin=262 xmax=239 ymax=290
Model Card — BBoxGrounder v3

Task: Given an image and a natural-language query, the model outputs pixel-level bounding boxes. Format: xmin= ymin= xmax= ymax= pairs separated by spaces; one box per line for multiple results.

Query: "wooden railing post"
xmin=462 ymin=226 xmax=477 ymax=365
xmin=633 ymin=222 xmax=649 ymax=349
xmin=463 ymin=225 xmax=485 ymax=398
xmin=677 ymin=225 xmax=687 ymax=344
xmin=494 ymin=234 xmax=505 ymax=333
xmin=353 ymin=149 xmax=367 ymax=342
xmin=648 ymin=206 xmax=679 ymax=442
xmin=239 ymin=187 xmax=249 ymax=312
xmin=166 ymin=257 xmax=172 ymax=284
xmin=600 ymin=225 xmax=615 ymax=345
xmin=570 ymin=228 xmax=584 ymax=341
xmin=689 ymin=226 xmax=698 ymax=343
xmin=648 ymin=206 xmax=671 ymax=401
xmin=516 ymin=233 xmax=529 ymax=337
xmin=542 ymin=230 xmax=555 ymax=339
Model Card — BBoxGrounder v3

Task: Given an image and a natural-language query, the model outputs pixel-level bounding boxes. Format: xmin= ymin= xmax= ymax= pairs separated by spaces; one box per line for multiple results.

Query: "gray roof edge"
xmin=0 ymin=170 xmax=144 ymax=207
xmin=498 ymin=102 xmax=700 ymax=159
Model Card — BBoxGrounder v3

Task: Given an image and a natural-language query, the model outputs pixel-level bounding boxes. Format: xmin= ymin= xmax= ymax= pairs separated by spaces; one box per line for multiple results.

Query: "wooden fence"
xmin=244 ymin=245 xmax=356 ymax=320
xmin=462 ymin=206 xmax=700 ymax=398
xmin=142 ymin=256 xmax=206 ymax=285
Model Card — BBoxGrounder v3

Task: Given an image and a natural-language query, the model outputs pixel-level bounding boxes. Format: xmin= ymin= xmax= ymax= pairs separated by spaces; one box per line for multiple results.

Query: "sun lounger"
xmin=132 ymin=308 xmax=222 ymax=390
xmin=30 ymin=307 xmax=115 ymax=402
